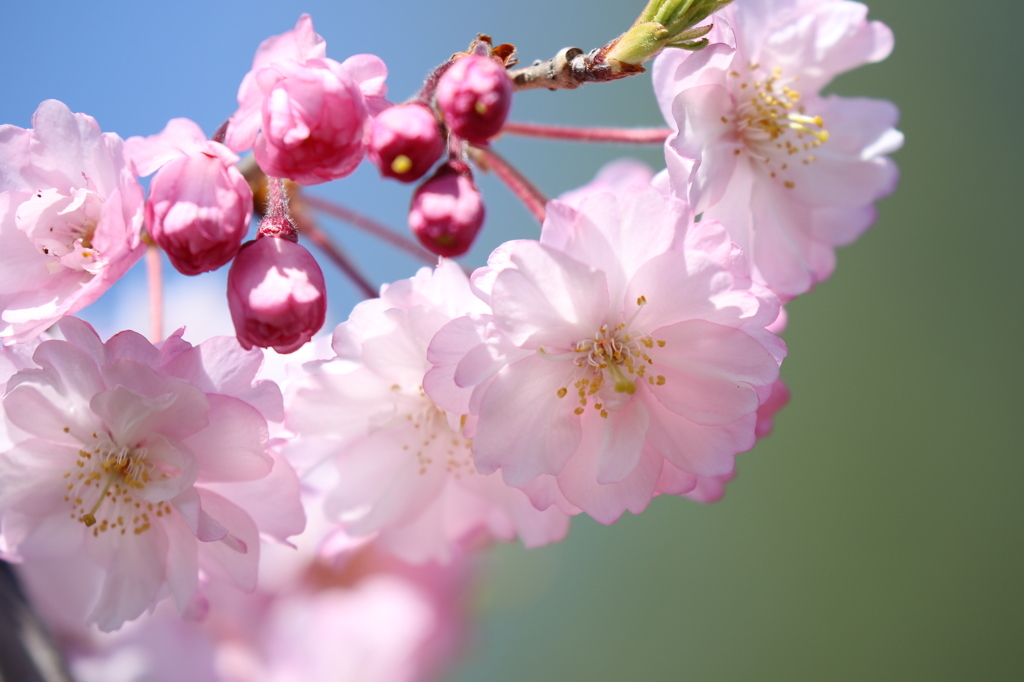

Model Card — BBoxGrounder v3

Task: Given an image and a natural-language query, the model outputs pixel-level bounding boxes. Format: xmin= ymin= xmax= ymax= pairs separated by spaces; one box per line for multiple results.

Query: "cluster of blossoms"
xmin=0 ymin=0 xmax=900 ymax=677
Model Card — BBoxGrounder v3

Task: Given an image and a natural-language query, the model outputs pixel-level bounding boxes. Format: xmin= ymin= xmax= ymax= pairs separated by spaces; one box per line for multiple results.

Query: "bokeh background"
xmin=2 ymin=0 xmax=1022 ymax=679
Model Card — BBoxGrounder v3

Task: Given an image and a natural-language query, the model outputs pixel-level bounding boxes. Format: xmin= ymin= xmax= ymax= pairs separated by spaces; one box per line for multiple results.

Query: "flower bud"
xmin=436 ymin=55 xmax=512 ymax=144
xmin=145 ymin=153 xmax=252 ymax=275
xmin=254 ymin=61 xmax=369 ymax=186
xmin=408 ymin=162 xmax=485 ymax=257
xmin=368 ymin=103 xmax=445 ymax=182
xmin=227 ymin=236 xmax=327 ymax=354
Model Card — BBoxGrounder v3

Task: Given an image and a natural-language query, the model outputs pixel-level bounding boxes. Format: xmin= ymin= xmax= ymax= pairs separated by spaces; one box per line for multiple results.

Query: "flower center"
xmin=548 ymin=296 xmax=667 ymax=419
xmin=394 ymin=385 xmax=475 ymax=477
xmin=728 ymin=65 xmax=829 ymax=189
xmin=62 ymin=431 xmax=172 ymax=537
xmin=18 ymin=188 xmax=105 ymax=273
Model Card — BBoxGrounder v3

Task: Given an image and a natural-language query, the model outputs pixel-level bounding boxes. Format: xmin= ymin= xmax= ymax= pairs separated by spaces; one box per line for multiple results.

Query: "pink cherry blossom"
xmin=225 ymin=14 xmax=389 ymax=185
xmin=0 ymin=100 xmax=145 ymax=345
xmin=425 ymin=184 xmax=785 ymax=524
xmin=652 ymin=0 xmax=903 ymax=298
xmin=125 ymin=118 xmax=252 ymax=276
xmin=227 ymin=236 xmax=327 ymax=355
xmin=286 ymin=259 xmax=570 ymax=563
xmin=0 ymin=317 xmax=304 ymax=631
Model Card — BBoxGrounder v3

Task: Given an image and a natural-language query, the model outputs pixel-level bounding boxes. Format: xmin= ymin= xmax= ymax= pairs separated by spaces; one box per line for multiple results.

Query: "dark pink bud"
xmin=436 ymin=55 xmax=512 ymax=144
xmin=145 ymin=153 xmax=252 ymax=275
xmin=408 ymin=162 xmax=485 ymax=257
xmin=368 ymin=103 xmax=445 ymax=182
xmin=227 ymin=236 xmax=327 ymax=354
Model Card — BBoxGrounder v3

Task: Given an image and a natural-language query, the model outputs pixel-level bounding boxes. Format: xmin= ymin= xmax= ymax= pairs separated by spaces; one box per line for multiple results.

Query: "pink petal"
xmin=194 ymin=489 xmax=259 ymax=591
xmin=201 ymin=447 xmax=305 ymax=544
xmin=89 ymin=381 xmax=209 ymax=445
xmin=86 ymin=520 xmax=169 ymax=631
xmin=124 ymin=118 xmax=210 ymax=177
xmin=654 ymin=460 xmax=699 ymax=496
xmin=184 ymin=394 xmax=272 ymax=483
xmin=490 ymin=242 xmax=609 ymax=348
xmin=172 ymin=486 xmax=228 ymax=542
xmin=648 ymin=320 xmax=777 ymax=425
xmin=160 ymin=509 xmax=200 ymax=615
xmin=644 ymin=397 xmax=754 ymax=477
xmin=667 ymin=84 xmax=739 ymax=212
xmin=596 ymin=396 xmax=649 ymax=485
xmin=473 ymin=353 xmax=582 ymax=486
xmin=556 ymin=426 xmax=662 ymax=525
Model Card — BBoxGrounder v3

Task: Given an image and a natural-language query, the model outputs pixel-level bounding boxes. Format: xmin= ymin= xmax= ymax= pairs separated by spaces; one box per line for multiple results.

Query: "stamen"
xmin=731 ymin=64 xmax=829 ymax=187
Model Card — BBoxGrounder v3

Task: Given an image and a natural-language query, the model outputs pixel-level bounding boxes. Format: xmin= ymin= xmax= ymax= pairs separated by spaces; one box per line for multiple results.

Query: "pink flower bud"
xmin=145 ymin=152 xmax=253 ymax=275
xmin=227 ymin=236 xmax=327 ymax=354
xmin=408 ymin=162 xmax=485 ymax=257
xmin=436 ymin=55 xmax=512 ymax=144
xmin=368 ymin=103 xmax=445 ymax=182
xmin=253 ymin=60 xmax=369 ymax=186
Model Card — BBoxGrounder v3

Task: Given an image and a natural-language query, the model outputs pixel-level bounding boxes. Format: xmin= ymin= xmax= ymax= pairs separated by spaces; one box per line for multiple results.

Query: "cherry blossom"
xmin=286 ymin=259 xmax=569 ymax=563
xmin=125 ymin=118 xmax=252 ymax=276
xmin=0 ymin=318 xmax=304 ymax=631
xmin=652 ymin=0 xmax=903 ymax=298
xmin=225 ymin=14 xmax=389 ymax=185
xmin=27 ymin=539 xmax=472 ymax=682
xmin=0 ymin=100 xmax=144 ymax=345
xmin=425 ymin=184 xmax=785 ymax=523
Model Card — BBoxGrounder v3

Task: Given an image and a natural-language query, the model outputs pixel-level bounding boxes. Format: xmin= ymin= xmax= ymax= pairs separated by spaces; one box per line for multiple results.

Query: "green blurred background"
xmin=2 ymin=0 xmax=1020 ymax=679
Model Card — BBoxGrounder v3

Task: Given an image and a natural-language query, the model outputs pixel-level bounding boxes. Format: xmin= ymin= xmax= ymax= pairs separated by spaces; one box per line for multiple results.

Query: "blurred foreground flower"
xmin=0 ymin=318 xmax=303 ymax=631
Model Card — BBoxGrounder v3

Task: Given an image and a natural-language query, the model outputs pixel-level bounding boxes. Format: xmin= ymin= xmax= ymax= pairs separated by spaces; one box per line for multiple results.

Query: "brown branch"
xmin=470 ymin=145 xmax=548 ymax=225
xmin=509 ymin=46 xmax=644 ymax=92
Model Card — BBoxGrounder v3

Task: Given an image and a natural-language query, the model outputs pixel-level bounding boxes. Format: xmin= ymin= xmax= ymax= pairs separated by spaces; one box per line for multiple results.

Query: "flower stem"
xmin=257 ymin=177 xmax=299 ymax=241
xmin=146 ymin=244 xmax=163 ymax=344
xmin=300 ymin=195 xmax=436 ymax=265
xmin=470 ymin=145 xmax=548 ymax=225
xmin=501 ymin=121 xmax=671 ymax=144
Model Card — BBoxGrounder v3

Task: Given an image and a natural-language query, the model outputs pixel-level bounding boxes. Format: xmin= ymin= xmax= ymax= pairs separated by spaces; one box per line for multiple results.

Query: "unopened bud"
xmin=227 ymin=236 xmax=327 ymax=354
xmin=408 ymin=162 xmax=485 ymax=257
xmin=368 ymin=103 xmax=445 ymax=182
xmin=436 ymin=55 xmax=512 ymax=144
xmin=145 ymin=153 xmax=253 ymax=275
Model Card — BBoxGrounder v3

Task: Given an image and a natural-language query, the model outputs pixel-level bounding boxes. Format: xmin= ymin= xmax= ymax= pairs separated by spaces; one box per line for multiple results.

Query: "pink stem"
xmin=502 ymin=121 xmax=671 ymax=144
xmin=302 ymin=194 xmax=436 ymax=264
xmin=295 ymin=215 xmax=377 ymax=299
xmin=472 ymin=145 xmax=548 ymax=225
xmin=146 ymin=244 xmax=163 ymax=343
